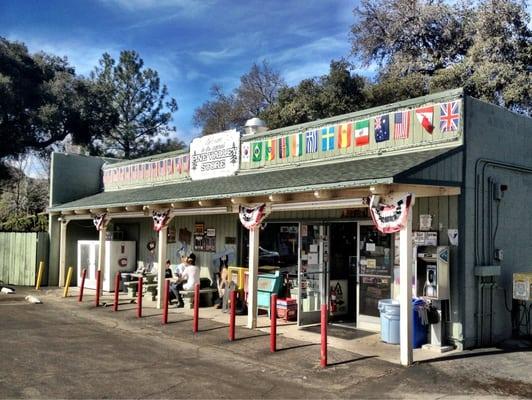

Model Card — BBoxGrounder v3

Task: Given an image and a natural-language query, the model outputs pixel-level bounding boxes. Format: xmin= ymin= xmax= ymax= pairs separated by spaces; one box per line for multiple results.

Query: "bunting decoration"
xmin=239 ymin=204 xmax=267 ymax=230
xmin=369 ymin=193 xmax=413 ymax=234
xmin=152 ymin=209 xmax=171 ymax=232
xmin=93 ymin=213 xmax=109 ymax=231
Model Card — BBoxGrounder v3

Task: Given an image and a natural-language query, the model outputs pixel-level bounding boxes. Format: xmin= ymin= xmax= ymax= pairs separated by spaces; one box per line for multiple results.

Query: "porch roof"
xmin=49 ymin=147 xmax=458 ymax=212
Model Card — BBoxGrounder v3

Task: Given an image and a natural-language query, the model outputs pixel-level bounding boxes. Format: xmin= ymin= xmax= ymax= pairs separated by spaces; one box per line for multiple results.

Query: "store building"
xmin=46 ymin=88 xmax=532 ymax=365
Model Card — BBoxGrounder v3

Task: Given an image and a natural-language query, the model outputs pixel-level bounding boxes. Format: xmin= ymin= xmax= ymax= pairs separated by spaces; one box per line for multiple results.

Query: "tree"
xmin=193 ymin=84 xmax=241 ymax=135
xmin=261 ymin=60 xmax=370 ymax=129
xmin=90 ymin=51 xmax=178 ymax=158
xmin=193 ymin=61 xmax=286 ymax=135
xmin=0 ymin=37 xmax=98 ymax=177
xmin=350 ymin=0 xmax=531 ymax=114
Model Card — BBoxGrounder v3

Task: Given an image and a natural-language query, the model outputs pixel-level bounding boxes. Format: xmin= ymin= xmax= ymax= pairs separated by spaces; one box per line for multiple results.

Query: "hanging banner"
xmin=239 ymin=204 xmax=267 ymax=230
xmin=152 ymin=209 xmax=171 ymax=232
xmin=92 ymin=213 xmax=109 ymax=231
xmin=369 ymin=193 xmax=413 ymax=234
xmin=189 ymin=129 xmax=240 ymax=181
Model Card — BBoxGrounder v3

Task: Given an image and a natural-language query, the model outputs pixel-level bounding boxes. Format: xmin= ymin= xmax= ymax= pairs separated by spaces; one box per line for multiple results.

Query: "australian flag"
xmin=374 ymin=115 xmax=390 ymax=143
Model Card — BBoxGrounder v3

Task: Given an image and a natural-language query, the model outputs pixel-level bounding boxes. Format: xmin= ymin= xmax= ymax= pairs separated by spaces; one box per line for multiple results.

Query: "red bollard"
xmin=162 ymin=279 xmax=169 ymax=324
xmin=95 ymin=270 xmax=101 ymax=307
xmin=137 ymin=278 xmax=143 ymax=318
xmin=320 ymin=304 xmax=328 ymax=368
xmin=78 ymin=268 xmax=87 ymax=302
xmin=229 ymin=290 xmax=236 ymax=341
xmin=270 ymin=293 xmax=277 ymax=352
xmin=113 ymin=272 xmax=121 ymax=312
xmin=193 ymin=283 xmax=200 ymax=333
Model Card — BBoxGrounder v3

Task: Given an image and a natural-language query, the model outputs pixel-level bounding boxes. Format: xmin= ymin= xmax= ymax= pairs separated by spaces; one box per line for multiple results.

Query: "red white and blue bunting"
xmin=92 ymin=213 xmax=109 ymax=231
xmin=152 ymin=209 xmax=171 ymax=232
xmin=239 ymin=204 xmax=267 ymax=230
xmin=369 ymin=193 xmax=413 ymax=234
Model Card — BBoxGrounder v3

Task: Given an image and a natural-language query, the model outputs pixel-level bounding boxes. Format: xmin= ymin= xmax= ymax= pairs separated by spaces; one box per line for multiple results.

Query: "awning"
xmin=48 ymin=147 xmax=458 ymax=212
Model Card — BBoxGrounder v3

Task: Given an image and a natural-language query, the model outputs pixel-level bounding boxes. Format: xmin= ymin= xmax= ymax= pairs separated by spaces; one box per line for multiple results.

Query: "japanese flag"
xmin=416 ymin=106 xmax=434 ymax=134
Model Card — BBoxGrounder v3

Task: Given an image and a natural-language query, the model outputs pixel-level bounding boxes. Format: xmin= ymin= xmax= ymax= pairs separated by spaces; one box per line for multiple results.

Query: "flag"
xmin=439 ymin=101 xmax=460 ymax=132
xmin=182 ymin=155 xmax=190 ymax=172
xmin=374 ymin=115 xmax=390 ymax=143
xmin=174 ymin=157 xmax=181 ymax=174
xmin=166 ymin=159 xmax=173 ymax=175
xmin=241 ymin=142 xmax=251 ymax=162
xmin=132 ymin=165 xmax=137 ymax=180
xmin=305 ymin=130 xmax=318 ymax=153
xmin=159 ymin=160 xmax=166 ymax=177
xmin=394 ymin=111 xmax=410 ymax=139
xmin=151 ymin=162 xmax=158 ymax=178
xmin=124 ymin=166 xmax=130 ymax=181
xmin=252 ymin=142 xmax=263 ymax=162
xmin=266 ymin=138 xmax=276 ymax=161
xmin=321 ymin=127 xmax=335 ymax=151
xmin=279 ymin=136 xmax=290 ymax=158
xmin=119 ymin=167 xmax=124 ymax=181
xmin=355 ymin=120 xmax=369 ymax=146
xmin=337 ymin=123 xmax=351 ymax=148
xmin=416 ymin=106 xmax=434 ymax=134
xmin=291 ymin=133 xmax=303 ymax=157
xmin=143 ymin=163 xmax=150 ymax=179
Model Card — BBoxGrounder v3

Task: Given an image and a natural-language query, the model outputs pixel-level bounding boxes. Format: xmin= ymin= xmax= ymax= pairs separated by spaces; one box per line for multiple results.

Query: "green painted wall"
xmin=0 ymin=232 xmax=48 ymax=286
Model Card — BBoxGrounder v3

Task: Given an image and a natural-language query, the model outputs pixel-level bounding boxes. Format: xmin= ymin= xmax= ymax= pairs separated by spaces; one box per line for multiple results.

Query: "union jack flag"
xmin=440 ymin=101 xmax=460 ymax=132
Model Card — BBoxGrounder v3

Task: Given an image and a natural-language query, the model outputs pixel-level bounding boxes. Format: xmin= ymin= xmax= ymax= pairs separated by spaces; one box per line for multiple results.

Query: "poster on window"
xmin=329 ymin=279 xmax=348 ymax=316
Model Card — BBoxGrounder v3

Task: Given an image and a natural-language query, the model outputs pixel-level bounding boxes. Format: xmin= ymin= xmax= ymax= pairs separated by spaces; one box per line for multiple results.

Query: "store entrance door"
xmin=357 ymin=222 xmax=394 ymax=331
xmin=298 ymin=224 xmax=328 ymax=326
xmin=328 ymin=222 xmax=357 ymax=324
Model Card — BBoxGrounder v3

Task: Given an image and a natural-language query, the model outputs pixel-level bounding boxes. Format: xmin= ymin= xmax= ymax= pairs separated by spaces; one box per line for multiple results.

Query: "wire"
xmin=492 ymin=199 xmax=501 ymax=257
xmin=503 ymin=287 xmax=512 ymax=313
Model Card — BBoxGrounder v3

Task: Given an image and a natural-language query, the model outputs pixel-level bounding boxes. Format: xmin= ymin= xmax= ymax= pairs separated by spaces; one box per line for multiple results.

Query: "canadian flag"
xmin=416 ymin=106 xmax=434 ymax=134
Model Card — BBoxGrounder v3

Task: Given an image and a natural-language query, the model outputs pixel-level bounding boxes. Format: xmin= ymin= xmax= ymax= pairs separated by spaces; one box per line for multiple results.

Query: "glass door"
xmin=298 ymin=224 xmax=328 ymax=326
xmin=357 ymin=222 xmax=393 ymax=331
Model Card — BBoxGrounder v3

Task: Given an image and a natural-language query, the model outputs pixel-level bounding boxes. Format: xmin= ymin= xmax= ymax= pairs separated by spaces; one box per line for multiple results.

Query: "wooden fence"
xmin=0 ymin=232 xmax=49 ymax=286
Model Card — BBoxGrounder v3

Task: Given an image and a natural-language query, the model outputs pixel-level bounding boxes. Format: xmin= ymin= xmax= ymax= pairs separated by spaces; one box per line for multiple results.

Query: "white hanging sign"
xmin=189 ymin=129 xmax=240 ymax=180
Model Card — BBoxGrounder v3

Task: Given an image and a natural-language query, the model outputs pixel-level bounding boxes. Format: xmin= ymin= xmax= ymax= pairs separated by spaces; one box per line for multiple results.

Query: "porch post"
xmin=156 ymin=226 xmax=168 ymax=309
xmin=247 ymin=226 xmax=260 ymax=329
xmin=97 ymin=226 xmax=107 ymax=288
xmin=400 ymin=211 xmax=413 ymax=366
xmin=59 ymin=219 xmax=69 ymax=287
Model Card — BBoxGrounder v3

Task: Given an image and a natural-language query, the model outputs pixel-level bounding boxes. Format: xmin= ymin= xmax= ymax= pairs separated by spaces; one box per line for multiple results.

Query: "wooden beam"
xmin=106 ymin=207 xmax=124 ymax=213
xmin=198 ymin=199 xmax=216 ymax=207
xmin=390 ymin=184 xmax=461 ymax=197
xmin=268 ymin=193 xmax=289 ymax=202
xmin=124 ymin=205 xmax=143 ymax=212
xmin=73 ymin=209 xmax=89 ymax=215
xmin=313 ymin=190 xmax=333 ymax=200
xmin=89 ymin=208 xmax=106 ymax=214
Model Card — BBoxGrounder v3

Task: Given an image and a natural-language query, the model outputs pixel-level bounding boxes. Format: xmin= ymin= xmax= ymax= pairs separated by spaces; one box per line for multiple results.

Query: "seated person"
xmin=170 ymin=253 xmax=199 ymax=308
xmin=215 ymin=255 xmax=229 ymax=309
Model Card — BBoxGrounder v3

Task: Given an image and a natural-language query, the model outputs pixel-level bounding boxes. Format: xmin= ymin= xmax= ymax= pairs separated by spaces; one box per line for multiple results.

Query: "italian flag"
xmin=416 ymin=106 xmax=434 ymax=134
xmin=354 ymin=120 xmax=369 ymax=146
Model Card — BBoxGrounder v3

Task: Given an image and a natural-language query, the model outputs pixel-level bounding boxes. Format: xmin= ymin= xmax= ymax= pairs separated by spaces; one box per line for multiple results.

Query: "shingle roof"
xmin=49 ymin=147 xmax=456 ymax=211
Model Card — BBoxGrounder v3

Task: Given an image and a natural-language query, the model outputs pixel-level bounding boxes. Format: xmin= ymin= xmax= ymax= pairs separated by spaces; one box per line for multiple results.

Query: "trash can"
xmin=412 ymin=298 xmax=428 ymax=348
xmin=378 ymin=299 xmax=400 ymax=344
xmin=378 ymin=299 xmax=428 ymax=347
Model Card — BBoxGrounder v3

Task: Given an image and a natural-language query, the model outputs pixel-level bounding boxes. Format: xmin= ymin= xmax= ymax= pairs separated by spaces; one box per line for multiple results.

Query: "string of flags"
xmin=242 ymin=100 xmax=460 ymax=162
xmin=103 ymin=154 xmax=190 ymax=185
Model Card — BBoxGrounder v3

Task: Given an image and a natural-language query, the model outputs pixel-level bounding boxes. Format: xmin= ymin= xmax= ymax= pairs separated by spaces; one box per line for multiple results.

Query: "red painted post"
xmin=162 ymin=279 xmax=169 ymax=324
xmin=193 ymin=283 xmax=200 ymax=333
xmin=137 ymin=278 xmax=143 ymax=318
xmin=95 ymin=270 xmax=101 ymax=307
xmin=78 ymin=268 xmax=87 ymax=302
xmin=320 ymin=304 xmax=328 ymax=368
xmin=113 ymin=272 xmax=121 ymax=312
xmin=270 ymin=293 xmax=277 ymax=352
xmin=229 ymin=290 xmax=236 ymax=341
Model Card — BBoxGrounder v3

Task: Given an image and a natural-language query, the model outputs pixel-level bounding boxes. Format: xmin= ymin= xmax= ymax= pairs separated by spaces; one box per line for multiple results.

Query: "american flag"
xmin=113 ymin=169 xmax=118 ymax=183
xmin=175 ymin=157 xmax=182 ymax=174
xmin=159 ymin=160 xmax=166 ymax=177
xmin=394 ymin=111 xmax=410 ymax=139
xmin=305 ymin=130 xmax=318 ymax=153
xmin=124 ymin=166 xmax=130 ymax=181
xmin=440 ymin=101 xmax=460 ymax=132
xmin=166 ymin=159 xmax=173 ymax=175
xmin=182 ymin=155 xmax=190 ymax=172
xmin=151 ymin=162 xmax=158 ymax=178
xmin=144 ymin=163 xmax=150 ymax=179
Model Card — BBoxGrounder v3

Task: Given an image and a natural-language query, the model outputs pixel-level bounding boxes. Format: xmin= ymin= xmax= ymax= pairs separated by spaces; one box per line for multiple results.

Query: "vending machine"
xmin=77 ymin=240 xmax=136 ymax=292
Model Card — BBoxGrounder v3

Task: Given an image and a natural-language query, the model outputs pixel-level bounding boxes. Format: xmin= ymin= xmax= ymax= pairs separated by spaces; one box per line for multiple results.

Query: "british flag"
xmin=440 ymin=101 xmax=460 ymax=132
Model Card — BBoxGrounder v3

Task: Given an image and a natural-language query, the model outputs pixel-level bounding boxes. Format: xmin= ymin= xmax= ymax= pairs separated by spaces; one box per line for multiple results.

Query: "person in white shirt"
xmin=170 ymin=253 xmax=199 ymax=307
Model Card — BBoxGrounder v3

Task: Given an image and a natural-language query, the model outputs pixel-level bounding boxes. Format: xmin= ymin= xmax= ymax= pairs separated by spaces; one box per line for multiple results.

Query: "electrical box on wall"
xmin=513 ymin=272 xmax=532 ymax=301
xmin=415 ymin=246 xmax=450 ymax=300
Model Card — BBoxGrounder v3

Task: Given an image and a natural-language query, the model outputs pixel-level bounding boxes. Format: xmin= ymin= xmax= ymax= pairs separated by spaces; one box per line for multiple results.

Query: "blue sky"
xmin=1 ymin=0 xmax=358 ymax=144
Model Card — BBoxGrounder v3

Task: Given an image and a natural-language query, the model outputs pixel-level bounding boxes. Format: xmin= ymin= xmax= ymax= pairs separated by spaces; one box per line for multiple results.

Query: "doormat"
xmin=301 ymin=325 xmax=375 ymax=340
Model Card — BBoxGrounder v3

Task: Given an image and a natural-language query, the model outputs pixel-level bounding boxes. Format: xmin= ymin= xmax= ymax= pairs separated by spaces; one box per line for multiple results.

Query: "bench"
xmin=123 ymin=281 xmax=158 ymax=300
xmin=180 ymin=288 xmax=217 ymax=309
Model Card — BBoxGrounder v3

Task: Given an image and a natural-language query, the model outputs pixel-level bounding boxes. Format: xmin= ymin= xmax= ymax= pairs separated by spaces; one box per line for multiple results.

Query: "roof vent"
xmin=244 ymin=117 xmax=268 ymax=136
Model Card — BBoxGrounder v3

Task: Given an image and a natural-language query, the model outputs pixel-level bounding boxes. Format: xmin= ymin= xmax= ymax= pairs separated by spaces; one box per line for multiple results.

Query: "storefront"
xmin=47 ymin=88 xmax=532 ymax=365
